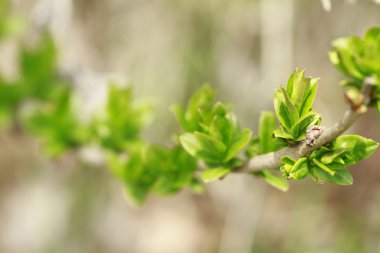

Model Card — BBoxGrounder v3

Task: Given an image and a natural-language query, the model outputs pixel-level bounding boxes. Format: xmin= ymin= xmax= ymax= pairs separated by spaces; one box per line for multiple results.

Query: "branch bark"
xmin=236 ymin=78 xmax=376 ymax=174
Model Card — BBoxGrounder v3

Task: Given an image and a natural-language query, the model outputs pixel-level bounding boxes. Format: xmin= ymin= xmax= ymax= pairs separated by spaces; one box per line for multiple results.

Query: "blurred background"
xmin=1 ymin=0 xmax=380 ymax=252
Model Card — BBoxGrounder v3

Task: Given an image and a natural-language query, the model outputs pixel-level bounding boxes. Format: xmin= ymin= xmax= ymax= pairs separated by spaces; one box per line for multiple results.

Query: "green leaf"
xmin=273 ymin=128 xmax=294 ymax=140
xmin=259 ymin=111 xmax=278 ymax=153
xmin=364 ymin=27 xmax=380 ymax=41
xmin=290 ymin=112 xmax=321 ymax=141
xmin=173 ymin=85 xmax=215 ymax=132
xmin=289 ymin=157 xmax=309 ymax=180
xmin=209 ymin=115 xmax=232 ymax=145
xmin=274 ymin=88 xmax=299 ymax=130
xmin=94 ymin=84 xmax=153 ymax=151
xmin=287 ymin=69 xmax=308 ymax=112
xmin=320 ymin=149 xmax=345 ymax=165
xmin=23 ymin=89 xmax=87 ymax=156
xmin=332 ymin=37 xmax=365 ymax=80
xmin=310 ymin=166 xmax=353 ymax=185
xmin=280 ymin=156 xmax=296 ymax=177
xmin=312 ymin=158 xmax=336 ymax=176
xmin=171 ymin=104 xmax=188 ymax=131
xmin=180 ymin=132 xmax=226 ymax=163
xmin=153 ymin=146 xmax=198 ymax=195
xmin=201 ymin=167 xmax=230 ymax=182
xmin=224 ymin=128 xmax=252 ymax=162
xmin=179 ymin=133 xmax=202 ymax=157
xmin=333 ymin=135 xmax=379 ymax=166
xmin=111 ymin=144 xmax=198 ymax=204
xmin=256 ymin=170 xmax=289 ymax=192
xmin=286 ymin=69 xmax=319 ymax=117
xmin=281 ymin=156 xmax=296 ymax=165
xmin=329 ymin=51 xmax=352 ymax=79
xmin=299 ymin=78 xmax=318 ymax=116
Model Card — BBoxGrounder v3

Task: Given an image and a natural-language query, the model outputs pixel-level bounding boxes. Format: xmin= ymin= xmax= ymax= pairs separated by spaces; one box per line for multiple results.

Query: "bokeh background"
xmin=1 ymin=0 xmax=380 ymax=252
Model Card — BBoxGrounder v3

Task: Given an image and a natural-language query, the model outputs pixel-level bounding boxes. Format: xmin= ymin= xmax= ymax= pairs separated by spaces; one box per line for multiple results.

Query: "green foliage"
xmin=201 ymin=167 xmax=230 ymax=182
xmin=273 ymin=69 xmax=321 ymax=143
xmin=0 ymin=33 xmax=61 ymax=127
xmin=92 ymin=84 xmax=153 ymax=152
xmin=19 ymin=34 xmax=61 ymax=101
xmin=255 ymin=170 xmax=289 ymax=192
xmin=0 ymin=7 xmax=379 ymax=203
xmin=280 ymin=135 xmax=379 ymax=185
xmin=175 ymin=85 xmax=252 ymax=182
xmin=23 ymin=89 xmax=88 ymax=156
xmin=329 ymin=27 xmax=380 ymax=114
xmin=246 ymin=111 xmax=282 ymax=158
xmin=0 ymin=32 xmax=85 ymax=157
xmin=329 ymin=27 xmax=380 ymax=87
xmin=108 ymin=145 xmax=198 ymax=205
xmin=0 ymin=81 xmax=22 ymax=127
xmin=172 ymin=85 xmax=215 ymax=132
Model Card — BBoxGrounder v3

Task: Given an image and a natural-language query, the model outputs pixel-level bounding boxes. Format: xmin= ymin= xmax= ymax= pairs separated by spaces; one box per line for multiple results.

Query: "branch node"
xmin=306 ymin=125 xmax=326 ymax=147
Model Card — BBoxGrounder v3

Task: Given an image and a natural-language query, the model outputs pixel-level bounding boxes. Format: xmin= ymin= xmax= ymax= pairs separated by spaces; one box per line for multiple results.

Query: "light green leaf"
xmin=173 ymin=85 xmax=215 ymax=132
xmin=333 ymin=135 xmax=379 ymax=166
xmin=332 ymin=37 xmax=365 ymax=80
xmin=180 ymin=132 xmax=226 ymax=163
xmin=273 ymin=128 xmax=294 ymax=140
xmin=287 ymin=69 xmax=308 ymax=112
xmin=201 ymin=167 xmax=230 ymax=182
xmin=274 ymin=88 xmax=299 ymax=130
xmin=311 ymin=166 xmax=353 ymax=185
xmin=259 ymin=111 xmax=278 ymax=153
xmin=280 ymin=156 xmax=296 ymax=177
xmin=312 ymin=158 xmax=336 ymax=176
xmin=364 ymin=27 xmax=380 ymax=42
xmin=329 ymin=51 xmax=352 ymax=79
xmin=179 ymin=133 xmax=202 ymax=157
xmin=281 ymin=156 xmax=296 ymax=166
xmin=320 ymin=149 xmax=345 ymax=164
xmin=291 ymin=112 xmax=321 ymax=140
xmin=224 ymin=128 xmax=252 ymax=162
xmin=299 ymin=78 xmax=318 ymax=116
xmin=194 ymin=132 xmax=227 ymax=158
xmin=286 ymin=69 xmax=319 ymax=117
xmin=171 ymin=104 xmax=188 ymax=130
xmin=289 ymin=157 xmax=309 ymax=180
xmin=209 ymin=115 xmax=232 ymax=145
xmin=256 ymin=170 xmax=289 ymax=192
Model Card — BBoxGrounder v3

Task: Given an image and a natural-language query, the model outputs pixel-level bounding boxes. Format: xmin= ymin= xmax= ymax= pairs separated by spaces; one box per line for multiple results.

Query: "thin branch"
xmin=235 ymin=78 xmax=376 ymax=174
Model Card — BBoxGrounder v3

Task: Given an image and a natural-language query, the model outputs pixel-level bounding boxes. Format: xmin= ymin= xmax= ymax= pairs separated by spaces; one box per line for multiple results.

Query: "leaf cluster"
xmin=108 ymin=144 xmax=198 ymax=205
xmin=273 ymin=69 xmax=320 ymax=143
xmin=329 ymin=28 xmax=380 ymax=113
xmin=23 ymin=89 xmax=88 ymax=156
xmin=91 ymin=84 xmax=153 ymax=152
xmin=173 ymin=85 xmax=252 ymax=182
xmin=280 ymin=135 xmax=378 ymax=185
xmin=0 ymin=34 xmax=62 ymax=128
xmin=87 ymin=85 xmax=203 ymax=204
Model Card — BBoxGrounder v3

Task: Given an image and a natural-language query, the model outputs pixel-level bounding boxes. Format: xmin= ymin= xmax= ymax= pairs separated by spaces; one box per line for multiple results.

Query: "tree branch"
xmin=236 ymin=78 xmax=376 ymax=174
